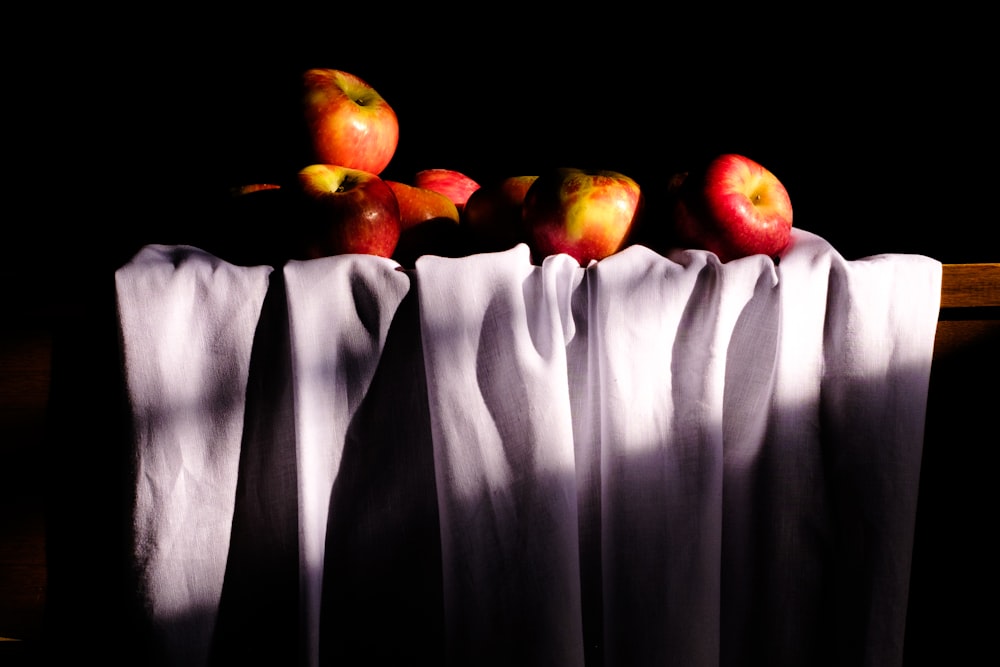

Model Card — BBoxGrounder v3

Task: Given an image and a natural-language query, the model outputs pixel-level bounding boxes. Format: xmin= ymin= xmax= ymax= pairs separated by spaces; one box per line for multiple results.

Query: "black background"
xmin=4 ymin=10 xmax=996 ymax=665
xmin=9 ymin=8 xmax=997 ymax=325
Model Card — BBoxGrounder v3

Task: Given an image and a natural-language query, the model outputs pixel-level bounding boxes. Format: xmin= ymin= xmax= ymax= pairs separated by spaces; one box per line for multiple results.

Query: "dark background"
xmin=2 ymin=10 xmax=995 ymax=664
xmin=8 ymin=8 xmax=997 ymax=327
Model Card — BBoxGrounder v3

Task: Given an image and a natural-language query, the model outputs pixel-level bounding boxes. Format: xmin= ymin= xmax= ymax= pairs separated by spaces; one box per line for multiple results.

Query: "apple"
xmin=291 ymin=164 xmax=401 ymax=259
xmin=302 ymin=69 xmax=399 ymax=175
xmin=385 ymin=180 xmax=467 ymax=267
xmin=413 ymin=168 xmax=481 ymax=211
xmin=385 ymin=180 xmax=460 ymax=230
xmin=671 ymin=153 xmax=793 ymax=262
xmin=222 ymin=182 xmax=295 ymax=266
xmin=623 ymin=171 xmax=688 ymax=256
xmin=461 ymin=175 xmax=538 ymax=253
xmin=521 ymin=168 xmax=643 ymax=265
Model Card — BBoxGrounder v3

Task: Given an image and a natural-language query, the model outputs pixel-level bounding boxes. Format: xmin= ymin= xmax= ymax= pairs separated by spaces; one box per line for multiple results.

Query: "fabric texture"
xmin=111 ymin=230 xmax=942 ymax=666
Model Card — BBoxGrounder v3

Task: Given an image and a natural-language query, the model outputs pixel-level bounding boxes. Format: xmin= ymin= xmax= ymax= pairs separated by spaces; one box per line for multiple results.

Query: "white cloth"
xmin=112 ymin=229 xmax=942 ymax=666
xmin=115 ymin=245 xmax=273 ymax=665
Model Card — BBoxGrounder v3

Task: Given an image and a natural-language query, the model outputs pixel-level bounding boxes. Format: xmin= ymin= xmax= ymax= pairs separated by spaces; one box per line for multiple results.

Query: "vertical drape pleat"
xmin=211 ymin=269 xmax=300 ymax=667
xmin=819 ymin=250 xmax=940 ymax=667
xmin=720 ymin=232 xmax=836 ymax=667
xmin=116 ymin=245 xmax=272 ymax=666
xmin=416 ymin=246 xmax=586 ymax=667
xmin=281 ymin=255 xmax=410 ymax=667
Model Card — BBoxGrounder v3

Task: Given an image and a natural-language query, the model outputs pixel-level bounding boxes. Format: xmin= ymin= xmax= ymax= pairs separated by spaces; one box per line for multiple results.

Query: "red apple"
xmin=385 ymin=180 xmax=460 ymax=230
xmin=461 ymin=175 xmax=538 ymax=253
xmin=672 ymin=153 xmax=793 ymax=262
xmin=521 ymin=168 xmax=643 ymax=265
xmin=222 ymin=183 xmax=297 ymax=266
xmin=302 ymin=69 xmax=399 ymax=175
xmin=412 ymin=168 xmax=481 ymax=211
xmin=292 ymin=164 xmax=401 ymax=258
xmin=385 ymin=180 xmax=467 ymax=267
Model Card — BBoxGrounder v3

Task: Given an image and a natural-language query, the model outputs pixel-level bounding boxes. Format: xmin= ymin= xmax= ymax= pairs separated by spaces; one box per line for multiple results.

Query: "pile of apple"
xmin=238 ymin=68 xmax=794 ymax=268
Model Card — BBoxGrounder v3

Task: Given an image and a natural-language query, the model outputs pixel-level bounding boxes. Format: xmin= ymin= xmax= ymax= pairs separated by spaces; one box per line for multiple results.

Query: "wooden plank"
xmin=934 ymin=318 xmax=1000 ymax=358
xmin=0 ymin=332 xmax=50 ymax=646
xmin=940 ymin=263 xmax=1000 ymax=308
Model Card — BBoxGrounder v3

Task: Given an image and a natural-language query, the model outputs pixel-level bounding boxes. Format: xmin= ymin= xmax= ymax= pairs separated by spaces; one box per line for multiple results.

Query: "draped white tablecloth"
xmin=113 ymin=229 xmax=942 ymax=666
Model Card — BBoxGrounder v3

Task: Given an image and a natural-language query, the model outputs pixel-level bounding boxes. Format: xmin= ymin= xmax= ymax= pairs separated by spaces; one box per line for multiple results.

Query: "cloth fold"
xmin=110 ymin=230 xmax=942 ymax=666
xmin=115 ymin=244 xmax=273 ymax=666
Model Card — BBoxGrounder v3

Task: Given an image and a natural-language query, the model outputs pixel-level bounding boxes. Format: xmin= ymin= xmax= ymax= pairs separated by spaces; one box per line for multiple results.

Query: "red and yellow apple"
xmin=302 ymin=69 xmax=399 ymax=175
xmin=292 ymin=163 xmax=401 ymax=259
xmin=462 ymin=175 xmax=538 ymax=253
xmin=413 ymin=168 xmax=481 ymax=211
xmin=672 ymin=153 xmax=793 ymax=262
xmin=521 ymin=168 xmax=643 ymax=265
